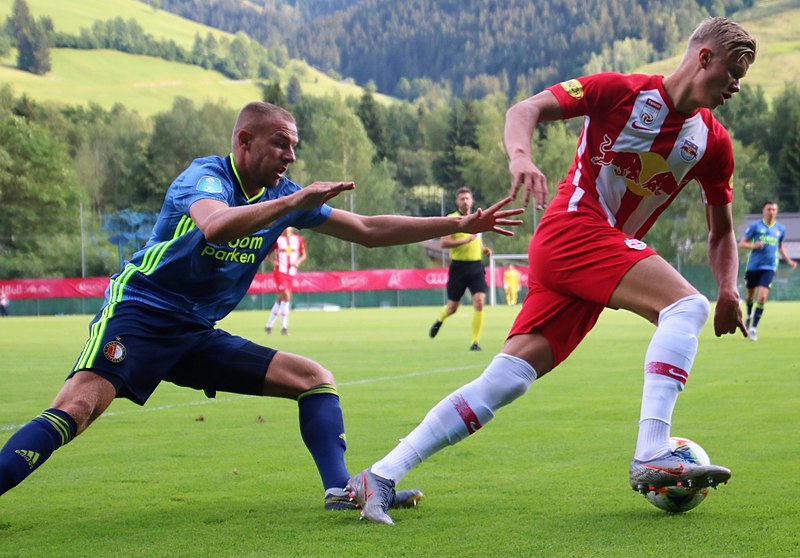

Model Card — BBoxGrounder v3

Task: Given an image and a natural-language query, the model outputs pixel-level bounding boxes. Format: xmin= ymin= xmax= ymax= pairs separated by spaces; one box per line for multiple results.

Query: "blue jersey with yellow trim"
xmin=742 ymin=219 xmax=786 ymax=271
xmin=104 ymin=155 xmax=331 ymax=324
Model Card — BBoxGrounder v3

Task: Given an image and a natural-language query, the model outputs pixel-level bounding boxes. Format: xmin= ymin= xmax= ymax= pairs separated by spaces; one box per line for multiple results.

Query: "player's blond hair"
xmin=689 ymin=16 xmax=757 ymax=66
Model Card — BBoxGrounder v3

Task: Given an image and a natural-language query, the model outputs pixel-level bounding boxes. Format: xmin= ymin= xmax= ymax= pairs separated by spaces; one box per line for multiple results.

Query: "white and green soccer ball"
xmin=645 ymin=437 xmax=712 ymax=513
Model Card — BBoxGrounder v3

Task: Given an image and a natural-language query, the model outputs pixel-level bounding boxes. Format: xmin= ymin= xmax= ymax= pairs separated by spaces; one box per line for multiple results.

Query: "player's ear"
xmin=698 ymin=47 xmax=714 ymax=69
xmin=236 ymin=129 xmax=253 ymax=149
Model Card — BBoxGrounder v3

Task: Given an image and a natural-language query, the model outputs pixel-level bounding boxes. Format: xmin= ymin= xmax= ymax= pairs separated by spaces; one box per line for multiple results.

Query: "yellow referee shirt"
xmin=447 ymin=211 xmax=483 ymax=261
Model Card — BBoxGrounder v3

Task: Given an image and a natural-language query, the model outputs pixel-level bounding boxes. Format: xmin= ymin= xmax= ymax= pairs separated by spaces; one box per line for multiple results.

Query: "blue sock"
xmin=0 ymin=408 xmax=77 ymax=495
xmin=752 ymin=304 xmax=764 ymax=328
xmin=297 ymin=385 xmax=349 ymax=490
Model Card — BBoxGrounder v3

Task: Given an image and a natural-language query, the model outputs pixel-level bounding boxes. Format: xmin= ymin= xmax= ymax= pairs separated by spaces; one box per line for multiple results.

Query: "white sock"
xmin=371 ymin=353 xmax=537 ymax=484
xmin=266 ymin=301 xmax=280 ymax=327
xmin=634 ymin=294 xmax=709 ymax=462
xmin=280 ymin=301 xmax=289 ymax=328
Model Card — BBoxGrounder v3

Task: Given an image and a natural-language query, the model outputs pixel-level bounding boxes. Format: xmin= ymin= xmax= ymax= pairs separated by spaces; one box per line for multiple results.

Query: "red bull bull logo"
xmin=590 ymin=134 xmax=679 ymax=197
xmin=679 ymin=139 xmax=699 ymax=162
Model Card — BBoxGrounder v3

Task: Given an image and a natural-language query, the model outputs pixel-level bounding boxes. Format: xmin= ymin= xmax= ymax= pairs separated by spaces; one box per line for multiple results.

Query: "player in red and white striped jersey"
xmin=348 ymin=17 xmax=757 ymax=524
xmin=265 ymin=227 xmax=307 ymax=335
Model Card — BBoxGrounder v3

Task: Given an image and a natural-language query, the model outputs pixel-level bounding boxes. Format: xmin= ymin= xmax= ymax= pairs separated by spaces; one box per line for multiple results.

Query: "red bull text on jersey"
xmin=547 ymin=73 xmax=734 ymax=239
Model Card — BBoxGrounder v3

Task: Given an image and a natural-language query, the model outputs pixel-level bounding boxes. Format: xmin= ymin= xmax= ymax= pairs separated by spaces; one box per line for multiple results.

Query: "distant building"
xmin=738 ymin=212 xmax=800 ymax=261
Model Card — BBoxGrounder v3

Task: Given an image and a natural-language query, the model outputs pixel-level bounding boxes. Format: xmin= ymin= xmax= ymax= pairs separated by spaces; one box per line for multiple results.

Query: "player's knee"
xmin=304 ymin=364 xmax=336 ymax=391
xmin=661 ymin=293 xmax=709 ymax=334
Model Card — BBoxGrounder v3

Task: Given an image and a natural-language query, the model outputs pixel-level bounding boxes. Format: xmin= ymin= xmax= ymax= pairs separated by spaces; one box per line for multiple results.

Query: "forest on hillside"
xmin=156 ymin=0 xmax=754 ymax=97
xmin=2 ymin=0 xmax=799 ymax=282
xmin=1 ymin=74 xmax=798 ymax=280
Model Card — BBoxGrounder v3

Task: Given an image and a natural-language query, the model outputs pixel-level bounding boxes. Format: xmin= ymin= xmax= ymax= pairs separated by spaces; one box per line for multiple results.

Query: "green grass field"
xmin=0 ymin=303 xmax=798 ymax=557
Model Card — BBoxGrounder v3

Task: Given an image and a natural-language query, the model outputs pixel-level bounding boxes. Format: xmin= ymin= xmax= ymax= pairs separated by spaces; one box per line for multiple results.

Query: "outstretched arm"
xmin=312 ymin=197 xmax=524 ymax=248
xmin=190 ymin=181 xmax=354 ymax=244
xmin=707 ymin=203 xmax=747 ymax=337
xmin=504 ymin=90 xmax=563 ymax=209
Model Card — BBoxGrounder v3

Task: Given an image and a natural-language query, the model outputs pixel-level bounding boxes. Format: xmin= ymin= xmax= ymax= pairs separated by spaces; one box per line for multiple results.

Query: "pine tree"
xmin=356 ymin=85 xmax=388 ymax=161
xmin=8 ymin=0 xmax=50 ymax=75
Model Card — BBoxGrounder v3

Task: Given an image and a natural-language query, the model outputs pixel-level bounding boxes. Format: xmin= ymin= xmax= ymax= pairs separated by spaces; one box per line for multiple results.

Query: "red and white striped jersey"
xmin=274 ymin=232 xmax=305 ymax=275
xmin=547 ymin=72 xmax=734 ymax=239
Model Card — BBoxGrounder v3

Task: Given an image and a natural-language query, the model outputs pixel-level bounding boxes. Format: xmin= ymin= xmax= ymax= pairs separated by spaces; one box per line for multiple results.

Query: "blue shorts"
xmin=446 ymin=260 xmax=487 ymax=301
xmin=69 ymin=301 xmax=276 ymax=405
xmin=745 ymin=269 xmax=775 ymax=290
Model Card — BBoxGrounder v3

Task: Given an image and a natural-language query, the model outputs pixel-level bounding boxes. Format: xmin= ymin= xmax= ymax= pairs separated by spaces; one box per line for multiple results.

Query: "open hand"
xmin=460 ymin=197 xmax=524 ymax=237
xmin=294 ymin=181 xmax=355 ymax=210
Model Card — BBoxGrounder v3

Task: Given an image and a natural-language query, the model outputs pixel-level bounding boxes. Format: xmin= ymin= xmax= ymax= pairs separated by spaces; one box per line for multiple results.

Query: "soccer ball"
xmin=645 ymin=437 xmax=711 ymax=513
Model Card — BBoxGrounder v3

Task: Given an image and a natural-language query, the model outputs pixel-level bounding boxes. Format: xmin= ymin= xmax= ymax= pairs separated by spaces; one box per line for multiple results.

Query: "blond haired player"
xmin=349 ymin=17 xmax=756 ymax=524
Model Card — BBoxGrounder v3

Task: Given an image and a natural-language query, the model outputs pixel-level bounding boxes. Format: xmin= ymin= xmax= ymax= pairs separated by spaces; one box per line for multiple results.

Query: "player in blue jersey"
xmin=738 ymin=201 xmax=796 ymax=340
xmin=0 ymin=102 xmax=523 ymax=510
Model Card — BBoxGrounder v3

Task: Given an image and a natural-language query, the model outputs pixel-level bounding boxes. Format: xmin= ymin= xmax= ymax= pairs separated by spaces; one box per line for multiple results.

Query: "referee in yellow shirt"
xmin=429 ymin=186 xmax=492 ymax=351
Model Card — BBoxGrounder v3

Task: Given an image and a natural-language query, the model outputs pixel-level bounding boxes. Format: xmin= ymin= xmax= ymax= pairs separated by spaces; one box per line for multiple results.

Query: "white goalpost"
xmin=488 ymin=253 xmax=529 ymax=306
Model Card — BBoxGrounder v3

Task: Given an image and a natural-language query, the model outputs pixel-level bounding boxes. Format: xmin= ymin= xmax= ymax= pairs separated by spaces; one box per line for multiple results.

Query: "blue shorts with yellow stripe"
xmin=69 ymin=300 xmax=276 ymax=405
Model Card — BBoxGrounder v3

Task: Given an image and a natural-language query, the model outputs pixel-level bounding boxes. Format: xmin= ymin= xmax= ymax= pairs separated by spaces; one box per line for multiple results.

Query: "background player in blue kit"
xmin=738 ymin=201 xmax=796 ymax=340
xmin=0 ymin=102 xmax=523 ymax=509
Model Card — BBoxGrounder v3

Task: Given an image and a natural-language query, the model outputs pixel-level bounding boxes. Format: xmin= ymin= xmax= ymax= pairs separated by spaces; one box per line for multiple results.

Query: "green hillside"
xmin=0 ymin=0 xmax=379 ymax=115
xmin=0 ymin=0 xmax=797 ymax=116
xmin=0 ymin=0 xmax=230 ymax=49
xmin=637 ymin=0 xmax=800 ymax=101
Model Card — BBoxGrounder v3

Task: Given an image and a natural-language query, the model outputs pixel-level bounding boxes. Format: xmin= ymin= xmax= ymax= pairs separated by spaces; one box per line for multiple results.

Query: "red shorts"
xmin=508 ymin=211 xmax=656 ymax=367
xmin=273 ymin=270 xmax=294 ymax=292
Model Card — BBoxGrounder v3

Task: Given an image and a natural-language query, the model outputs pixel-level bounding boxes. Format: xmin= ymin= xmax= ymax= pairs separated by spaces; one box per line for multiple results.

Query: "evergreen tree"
xmin=432 ymin=99 xmax=479 ymax=191
xmin=764 ymin=84 xmax=800 ymax=211
xmin=356 ymin=85 xmax=389 ymax=161
xmin=286 ymin=75 xmax=302 ymax=106
xmin=28 ymin=18 xmax=50 ymax=74
xmin=261 ymin=81 xmax=289 ymax=109
xmin=8 ymin=0 xmax=50 ymax=75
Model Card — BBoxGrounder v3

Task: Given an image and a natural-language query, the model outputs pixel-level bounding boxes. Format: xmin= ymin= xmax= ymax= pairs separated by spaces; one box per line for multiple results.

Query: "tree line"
xmin=1 ymin=0 xmax=290 ymax=82
xmin=1 ymin=75 xmax=798 ymax=281
xmin=156 ymin=0 xmax=753 ymax=98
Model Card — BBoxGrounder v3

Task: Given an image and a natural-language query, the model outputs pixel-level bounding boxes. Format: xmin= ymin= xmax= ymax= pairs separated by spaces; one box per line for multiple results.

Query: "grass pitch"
xmin=0 ymin=303 xmax=798 ymax=557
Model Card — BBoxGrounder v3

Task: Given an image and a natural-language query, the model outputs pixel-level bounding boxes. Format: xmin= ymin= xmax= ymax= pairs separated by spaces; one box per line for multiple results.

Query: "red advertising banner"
xmin=0 ymin=266 xmax=528 ymax=300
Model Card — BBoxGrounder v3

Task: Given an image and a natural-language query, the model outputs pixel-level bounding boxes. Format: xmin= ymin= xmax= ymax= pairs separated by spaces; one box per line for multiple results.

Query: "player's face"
xmin=455 ymin=192 xmax=473 ymax=214
xmin=763 ymin=203 xmax=778 ymax=222
xmin=251 ymin=116 xmax=299 ymax=186
xmin=700 ymin=47 xmax=749 ymax=110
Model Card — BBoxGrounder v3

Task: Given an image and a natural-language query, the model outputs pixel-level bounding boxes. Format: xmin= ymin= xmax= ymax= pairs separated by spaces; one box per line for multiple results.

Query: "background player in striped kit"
xmin=265 ymin=226 xmax=307 ymax=335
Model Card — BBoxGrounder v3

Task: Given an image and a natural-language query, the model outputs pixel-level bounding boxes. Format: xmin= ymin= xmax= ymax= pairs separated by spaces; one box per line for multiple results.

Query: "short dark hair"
xmin=455 ymin=186 xmax=473 ymax=197
xmin=231 ymin=102 xmax=295 ymax=145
